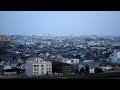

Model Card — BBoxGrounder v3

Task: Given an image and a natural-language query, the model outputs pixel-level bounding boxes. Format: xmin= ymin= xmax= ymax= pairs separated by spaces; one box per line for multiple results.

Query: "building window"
xmin=41 ymin=65 xmax=44 ymax=67
xmin=46 ymin=64 xmax=48 ymax=67
xmin=36 ymin=72 xmax=38 ymax=74
xmin=37 ymin=68 xmax=39 ymax=71
xmin=41 ymin=71 xmax=44 ymax=74
xmin=49 ymin=68 xmax=51 ymax=70
xmin=46 ymin=68 xmax=48 ymax=70
xmin=49 ymin=71 xmax=51 ymax=73
xmin=71 ymin=60 xmax=74 ymax=63
xmin=34 ymin=72 xmax=36 ymax=74
xmin=37 ymin=65 xmax=39 ymax=67
xmin=34 ymin=65 xmax=36 ymax=67
xmin=41 ymin=68 xmax=44 ymax=70
xmin=47 ymin=71 xmax=49 ymax=74
xmin=34 ymin=68 xmax=36 ymax=71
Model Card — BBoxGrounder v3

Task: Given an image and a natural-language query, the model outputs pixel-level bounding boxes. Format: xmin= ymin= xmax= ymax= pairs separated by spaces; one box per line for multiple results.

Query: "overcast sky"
xmin=0 ymin=11 xmax=120 ymax=36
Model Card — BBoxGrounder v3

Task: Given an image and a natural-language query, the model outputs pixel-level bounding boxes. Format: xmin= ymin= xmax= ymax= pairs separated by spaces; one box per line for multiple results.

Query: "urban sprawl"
xmin=0 ymin=35 xmax=120 ymax=78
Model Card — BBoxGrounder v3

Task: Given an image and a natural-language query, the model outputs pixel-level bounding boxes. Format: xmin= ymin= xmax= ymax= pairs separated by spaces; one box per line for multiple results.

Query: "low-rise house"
xmin=101 ymin=65 xmax=113 ymax=71
xmin=78 ymin=63 xmax=95 ymax=73
xmin=115 ymin=65 xmax=120 ymax=70
xmin=78 ymin=60 xmax=104 ymax=73
xmin=96 ymin=61 xmax=116 ymax=71
xmin=61 ymin=58 xmax=79 ymax=65
xmin=91 ymin=46 xmax=107 ymax=50
xmin=83 ymin=60 xmax=94 ymax=63
xmin=76 ymin=45 xmax=86 ymax=49
xmin=2 ymin=65 xmax=21 ymax=75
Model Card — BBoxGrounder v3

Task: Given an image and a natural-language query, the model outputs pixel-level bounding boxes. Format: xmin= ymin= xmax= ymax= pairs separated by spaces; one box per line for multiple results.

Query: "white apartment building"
xmin=25 ymin=57 xmax=52 ymax=77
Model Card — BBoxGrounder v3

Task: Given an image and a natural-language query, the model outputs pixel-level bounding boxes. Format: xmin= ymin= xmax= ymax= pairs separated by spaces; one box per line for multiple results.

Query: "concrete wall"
xmin=25 ymin=60 xmax=52 ymax=77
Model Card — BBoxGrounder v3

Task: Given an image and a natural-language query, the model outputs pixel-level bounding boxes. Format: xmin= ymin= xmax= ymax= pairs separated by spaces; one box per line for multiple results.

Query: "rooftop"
xmin=26 ymin=57 xmax=51 ymax=64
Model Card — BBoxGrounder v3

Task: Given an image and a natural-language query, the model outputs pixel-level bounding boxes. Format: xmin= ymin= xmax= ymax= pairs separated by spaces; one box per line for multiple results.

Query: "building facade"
xmin=110 ymin=50 xmax=120 ymax=63
xmin=25 ymin=57 xmax=52 ymax=77
xmin=0 ymin=35 xmax=8 ymax=41
xmin=52 ymin=61 xmax=74 ymax=75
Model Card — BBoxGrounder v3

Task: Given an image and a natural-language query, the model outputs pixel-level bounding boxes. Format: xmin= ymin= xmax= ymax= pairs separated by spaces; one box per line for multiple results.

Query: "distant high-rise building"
xmin=0 ymin=35 xmax=8 ymax=41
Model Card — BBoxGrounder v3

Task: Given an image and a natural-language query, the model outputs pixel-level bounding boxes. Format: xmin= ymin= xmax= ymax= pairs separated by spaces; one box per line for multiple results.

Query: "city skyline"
xmin=0 ymin=11 xmax=120 ymax=36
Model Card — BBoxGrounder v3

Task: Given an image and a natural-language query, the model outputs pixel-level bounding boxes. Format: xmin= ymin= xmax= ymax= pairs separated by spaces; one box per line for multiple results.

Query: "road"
xmin=0 ymin=73 xmax=28 ymax=79
xmin=0 ymin=70 xmax=120 ymax=79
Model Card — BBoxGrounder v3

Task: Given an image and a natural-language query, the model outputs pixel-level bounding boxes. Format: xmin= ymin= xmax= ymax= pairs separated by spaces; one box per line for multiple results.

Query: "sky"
xmin=0 ymin=11 xmax=120 ymax=36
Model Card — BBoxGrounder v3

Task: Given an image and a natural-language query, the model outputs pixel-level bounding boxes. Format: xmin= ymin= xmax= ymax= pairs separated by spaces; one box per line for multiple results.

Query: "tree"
xmin=75 ymin=69 xmax=79 ymax=74
xmin=84 ymin=64 xmax=89 ymax=73
xmin=79 ymin=68 xmax=84 ymax=73
xmin=95 ymin=67 xmax=103 ymax=73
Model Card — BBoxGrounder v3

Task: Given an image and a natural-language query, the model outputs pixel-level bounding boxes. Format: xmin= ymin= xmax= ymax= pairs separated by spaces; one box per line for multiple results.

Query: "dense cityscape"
xmin=1 ymin=11 xmax=120 ymax=79
xmin=1 ymin=34 xmax=120 ymax=79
